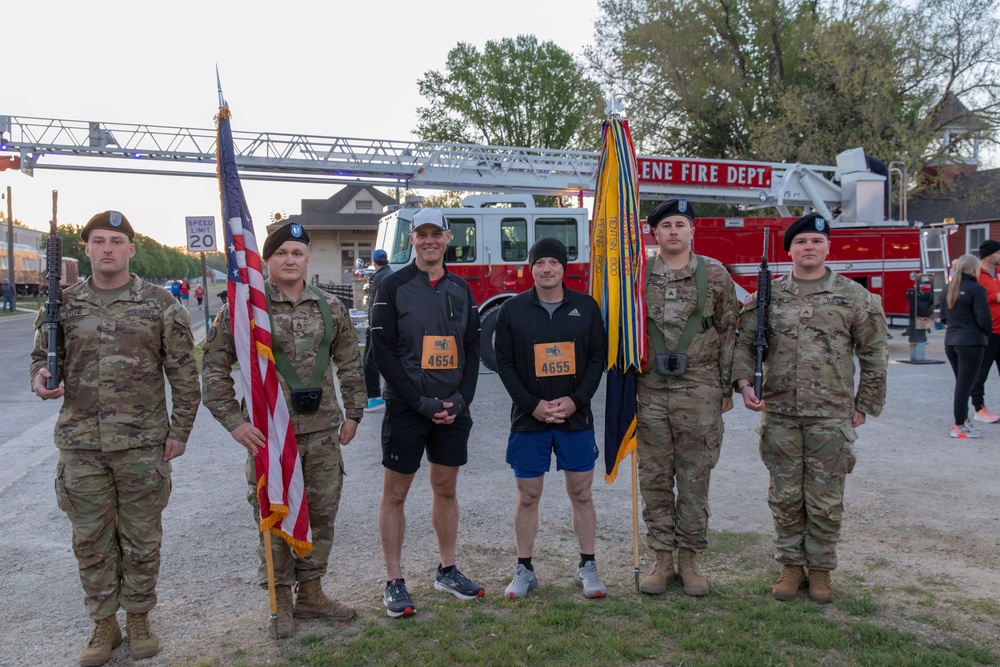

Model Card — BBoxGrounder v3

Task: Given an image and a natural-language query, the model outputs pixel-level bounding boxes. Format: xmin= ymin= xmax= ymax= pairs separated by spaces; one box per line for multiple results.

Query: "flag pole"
xmin=631 ymin=453 xmax=640 ymax=591
xmin=263 ymin=529 xmax=279 ymax=639
xmin=216 ymin=69 xmax=278 ymax=638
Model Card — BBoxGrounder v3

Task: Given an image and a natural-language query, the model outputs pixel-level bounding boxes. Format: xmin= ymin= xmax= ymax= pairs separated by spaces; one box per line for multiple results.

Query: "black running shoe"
xmin=383 ymin=579 xmax=416 ymax=618
xmin=434 ymin=565 xmax=485 ymax=600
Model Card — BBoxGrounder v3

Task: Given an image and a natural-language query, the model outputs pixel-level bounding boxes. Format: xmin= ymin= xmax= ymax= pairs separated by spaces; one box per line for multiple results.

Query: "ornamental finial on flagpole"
xmin=605 ymin=93 xmax=624 ymax=118
xmin=216 ymin=64 xmax=226 ymax=110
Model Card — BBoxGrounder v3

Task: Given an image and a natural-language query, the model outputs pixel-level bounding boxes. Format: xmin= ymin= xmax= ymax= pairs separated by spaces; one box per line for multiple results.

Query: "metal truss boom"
xmin=0 ymin=114 xmax=844 ymax=214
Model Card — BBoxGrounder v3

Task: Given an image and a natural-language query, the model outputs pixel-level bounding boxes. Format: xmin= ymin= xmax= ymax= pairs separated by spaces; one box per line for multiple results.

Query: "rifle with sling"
xmin=44 ymin=190 xmax=62 ymax=390
xmin=752 ymin=228 xmax=771 ymax=398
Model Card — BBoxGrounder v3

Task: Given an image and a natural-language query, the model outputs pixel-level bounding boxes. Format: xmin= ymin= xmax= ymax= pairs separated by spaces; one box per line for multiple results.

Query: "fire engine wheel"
xmin=479 ymin=304 xmax=502 ymax=372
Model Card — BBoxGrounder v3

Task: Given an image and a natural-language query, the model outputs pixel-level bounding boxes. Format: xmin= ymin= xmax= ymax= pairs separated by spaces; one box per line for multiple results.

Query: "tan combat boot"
xmin=124 ymin=612 xmax=160 ymax=660
xmin=639 ymin=550 xmax=675 ymax=594
xmin=771 ymin=565 xmax=807 ymax=601
xmin=295 ymin=578 xmax=356 ymax=621
xmin=677 ymin=549 xmax=710 ymax=597
xmin=807 ymin=569 xmax=833 ymax=604
xmin=274 ymin=585 xmax=295 ymax=638
xmin=79 ymin=615 xmax=122 ymax=667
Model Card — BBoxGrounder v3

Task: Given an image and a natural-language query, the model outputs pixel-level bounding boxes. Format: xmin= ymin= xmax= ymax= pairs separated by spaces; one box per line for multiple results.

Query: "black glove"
xmin=415 ymin=396 xmax=445 ymax=419
xmin=442 ymin=392 xmax=467 ymax=418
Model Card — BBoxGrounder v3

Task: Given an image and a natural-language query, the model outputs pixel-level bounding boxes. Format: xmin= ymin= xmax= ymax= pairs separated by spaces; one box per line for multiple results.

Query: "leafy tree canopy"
xmin=46 ymin=224 xmax=206 ymax=282
xmin=416 ymin=34 xmax=605 ymax=151
xmin=589 ymin=0 xmax=1000 ymax=173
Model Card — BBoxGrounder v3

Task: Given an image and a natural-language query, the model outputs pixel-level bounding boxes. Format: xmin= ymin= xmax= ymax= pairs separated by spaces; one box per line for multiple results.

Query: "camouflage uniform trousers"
xmin=756 ymin=412 xmax=858 ymax=571
xmin=246 ymin=427 xmax=344 ymax=588
xmin=54 ymin=446 xmax=172 ymax=621
xmin=636 ymin=383 xmax=724 ymax=553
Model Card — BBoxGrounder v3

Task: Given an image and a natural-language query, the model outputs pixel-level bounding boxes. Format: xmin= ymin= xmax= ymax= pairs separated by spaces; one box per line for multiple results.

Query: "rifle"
xmin=752 ymin=228 xmax=771 ymax=399
xmin=44 ymin=190 xmax=62 ymax=390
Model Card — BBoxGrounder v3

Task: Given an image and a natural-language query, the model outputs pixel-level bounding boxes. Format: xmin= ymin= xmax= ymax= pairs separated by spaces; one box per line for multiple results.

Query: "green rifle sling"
xmin=645 ymin=254 xmax=713 ymax=356
xmin=266 ymin=285 xmax=334 ymax=389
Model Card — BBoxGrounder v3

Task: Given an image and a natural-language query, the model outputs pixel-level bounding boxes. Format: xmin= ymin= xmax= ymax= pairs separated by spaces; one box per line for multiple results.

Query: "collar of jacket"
xmin=74 ymin=273 xmax=144 ymax=304
xmin=528 ymin=284 xmax=568 ymax=306
xmin=411 ymin=260 xmax=451 ymax=282
xmin=652 ymin=251 xmax=697 ymax=277
xmin=266 ymin=279 xmax=317 ymax=304
xmin=778 ymin=267 xmax=835 ymax=295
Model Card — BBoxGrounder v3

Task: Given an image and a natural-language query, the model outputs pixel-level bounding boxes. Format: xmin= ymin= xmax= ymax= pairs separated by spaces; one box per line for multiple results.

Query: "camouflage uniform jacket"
xmin=29 ymin=274 xmax=200 ymax=451
xmin=638 ymin=252 xmax=739 ymax=391
xmin=733 ymin=268 xmax=888 ymax=418
xmin=201 ymin=280 xmax=366 ymax=435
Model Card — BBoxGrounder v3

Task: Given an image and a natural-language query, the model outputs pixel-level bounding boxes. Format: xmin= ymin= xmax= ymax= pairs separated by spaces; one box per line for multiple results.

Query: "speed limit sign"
xmin=185 ymin=216 xmax=217 ymax=252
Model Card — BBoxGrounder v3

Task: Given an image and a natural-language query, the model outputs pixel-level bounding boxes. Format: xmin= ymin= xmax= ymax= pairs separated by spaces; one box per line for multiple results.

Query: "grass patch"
xmin=950 ymin=597 xmax=1000 ymax=618
xmin=239 ymin=531 xmax=1000 ymax=667
xmin=0 ymin=296 xmax=42 ymax=316
xmin=261 ymin=582 xmax=998 ymax=667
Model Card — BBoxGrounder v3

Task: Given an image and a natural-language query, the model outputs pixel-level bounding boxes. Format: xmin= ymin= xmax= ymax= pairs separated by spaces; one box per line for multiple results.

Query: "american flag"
xmin=216 ymin=105 xmax=312 ymax=557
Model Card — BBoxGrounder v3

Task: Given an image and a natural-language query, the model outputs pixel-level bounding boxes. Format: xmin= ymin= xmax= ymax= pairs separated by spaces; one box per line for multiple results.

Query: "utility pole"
xmin=200 ymin=251 xmax=210 ymax=333
xmin=5 ymin=186 xmax=15 ymax=312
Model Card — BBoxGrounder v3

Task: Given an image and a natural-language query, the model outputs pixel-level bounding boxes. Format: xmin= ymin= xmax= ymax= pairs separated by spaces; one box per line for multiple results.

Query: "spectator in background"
xmin=364 ymin=249 xmax=393 ymax=413
xmin=972 ymin=240 xmax=1000 ymax=424
xmin=1 ymin=278 xmax=15 ymax=312
xmin=943 ymin=254 xmax=992 ymax=439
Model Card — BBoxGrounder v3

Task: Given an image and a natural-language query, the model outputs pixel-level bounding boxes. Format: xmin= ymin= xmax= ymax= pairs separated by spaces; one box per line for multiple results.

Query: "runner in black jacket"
xmin=369 ymin=208 xmax=484 ymax=618
xmin=493 ymin=238 xmax=610 ymax=600
xmin=494 ymin=276 xmax=605 ymax=433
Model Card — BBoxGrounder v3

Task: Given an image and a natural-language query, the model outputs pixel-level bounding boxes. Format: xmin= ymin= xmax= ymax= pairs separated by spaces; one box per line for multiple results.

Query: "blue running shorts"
xmin=506 ymin=429 xmax=599 ymax=479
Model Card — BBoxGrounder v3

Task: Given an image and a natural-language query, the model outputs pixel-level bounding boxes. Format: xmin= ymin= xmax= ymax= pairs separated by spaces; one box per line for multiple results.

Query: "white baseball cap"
xmin=410 ymin=208 xmax=449 ymax=232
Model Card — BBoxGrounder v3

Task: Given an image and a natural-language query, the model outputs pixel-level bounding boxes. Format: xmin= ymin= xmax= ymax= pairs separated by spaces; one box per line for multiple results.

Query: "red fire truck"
xmin=685 ymin=216 xmax=924 ymax=314
xmin=374 ymin=147 xmax=940 ymax=369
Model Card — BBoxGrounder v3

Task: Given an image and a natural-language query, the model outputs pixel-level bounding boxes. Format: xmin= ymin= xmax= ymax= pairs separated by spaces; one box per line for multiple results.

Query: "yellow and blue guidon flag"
xmin=589 ymin=116 xmax=646 ymax=483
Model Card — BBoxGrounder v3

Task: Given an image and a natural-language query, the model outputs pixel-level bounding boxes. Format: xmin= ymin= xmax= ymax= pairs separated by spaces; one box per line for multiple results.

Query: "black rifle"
xmin=753 ymin=228 xmax=771 ymax=399
xmin=44 ymin=190 xmax=62 ymax=390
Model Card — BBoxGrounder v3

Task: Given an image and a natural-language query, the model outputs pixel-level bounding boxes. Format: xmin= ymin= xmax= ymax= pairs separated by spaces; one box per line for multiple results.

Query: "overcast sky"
xmin=3 ymin=0 xmax=603 ymax=248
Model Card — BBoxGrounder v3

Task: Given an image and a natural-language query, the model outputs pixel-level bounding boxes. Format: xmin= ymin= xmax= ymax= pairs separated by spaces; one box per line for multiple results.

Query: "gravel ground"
xmin=3 ymin=328 xmax=1000 ymax=666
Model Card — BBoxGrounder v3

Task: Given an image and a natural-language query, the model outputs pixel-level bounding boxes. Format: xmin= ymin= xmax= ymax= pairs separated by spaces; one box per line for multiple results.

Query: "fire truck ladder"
xmin=919 ymin=227 xmax=952 ymax=296
xmin=1 ymin=114 xmax=865 ymax=219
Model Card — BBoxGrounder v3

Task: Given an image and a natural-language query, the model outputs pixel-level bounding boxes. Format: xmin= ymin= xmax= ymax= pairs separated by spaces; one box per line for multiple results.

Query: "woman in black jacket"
xmin=944 ymin=253 xmax=993 ymax=438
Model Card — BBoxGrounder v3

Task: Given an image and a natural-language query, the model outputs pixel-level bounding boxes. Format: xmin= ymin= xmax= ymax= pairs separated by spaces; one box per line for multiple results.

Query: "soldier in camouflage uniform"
xmin=30 ymin=211 xmax=200 ymax=667
xmin=636 ymin=199 xmax=739 ymax=597
xmin=734 ymin=213 xmax=888 ymax=604
xmin=202 ymin=222 xmax=366 ymax=638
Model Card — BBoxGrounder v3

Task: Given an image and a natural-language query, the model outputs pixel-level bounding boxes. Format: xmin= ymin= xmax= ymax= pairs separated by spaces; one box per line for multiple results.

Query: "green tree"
xmin=52 ymin=225 xmax=90 ymax=276
xmin=416 ymin=35 xmax=605 ymax=151
xmin=47 ymin=225 xmax=202 ymax=282
xmin=589 ymin=0 xmax=820 ymax=157
xmin=750 ymin=1 xmax=929 ymax=165
xmin=204 ymin=251 xmax=227 ymax=274
xmin=589 ymin=0 xmax=1000 ymax=170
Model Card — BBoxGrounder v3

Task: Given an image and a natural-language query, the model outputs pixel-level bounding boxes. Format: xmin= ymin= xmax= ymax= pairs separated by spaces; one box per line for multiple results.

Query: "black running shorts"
xmin=381 ymin=399 xmax=473 ymax=474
